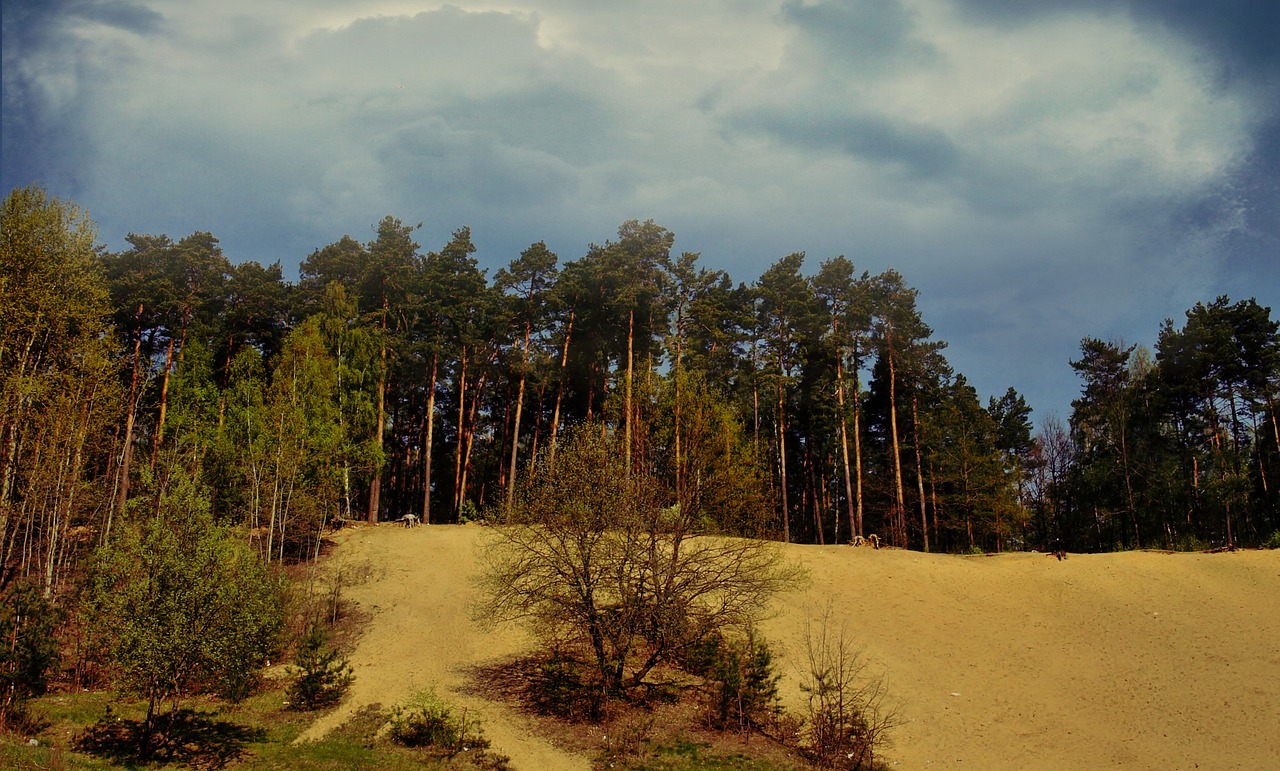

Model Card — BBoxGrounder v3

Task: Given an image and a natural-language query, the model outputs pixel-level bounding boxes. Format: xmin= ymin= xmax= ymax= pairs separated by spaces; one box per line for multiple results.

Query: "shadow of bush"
xmin=75 ymin=708 xmax=266 ymax=769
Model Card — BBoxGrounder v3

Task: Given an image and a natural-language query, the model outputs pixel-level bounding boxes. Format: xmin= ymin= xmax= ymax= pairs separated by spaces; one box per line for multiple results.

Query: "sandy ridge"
xmin=298 ymin=524 xmax=1280 ymax=770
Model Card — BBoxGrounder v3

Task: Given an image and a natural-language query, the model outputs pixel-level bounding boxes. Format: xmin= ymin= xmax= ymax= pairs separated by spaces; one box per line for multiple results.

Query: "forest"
xmin=4 ymin=182 xmax=1280 ymax=763
xmin=5 ymin=182 xmax=1280 ymax=596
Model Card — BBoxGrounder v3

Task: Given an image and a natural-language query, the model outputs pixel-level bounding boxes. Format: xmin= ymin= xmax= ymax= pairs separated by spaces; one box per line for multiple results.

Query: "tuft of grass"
xmin=606 ymin=737 xmax=805 ymax=770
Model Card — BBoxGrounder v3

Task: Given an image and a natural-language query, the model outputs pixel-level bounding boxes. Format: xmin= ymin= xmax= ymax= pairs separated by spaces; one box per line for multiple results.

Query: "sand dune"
xmin=299 ymin=524 xmax=1280 ymax=770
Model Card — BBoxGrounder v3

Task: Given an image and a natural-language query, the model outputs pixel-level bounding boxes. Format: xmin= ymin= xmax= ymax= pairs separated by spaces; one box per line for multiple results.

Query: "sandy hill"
xmin=298 ymin=524 xmax=1280 ymax=770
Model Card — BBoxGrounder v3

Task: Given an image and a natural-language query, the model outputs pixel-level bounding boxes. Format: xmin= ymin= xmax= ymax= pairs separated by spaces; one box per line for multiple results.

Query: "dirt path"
xmin=299 ymin=524 xmax=1280 ymax=770
xmin=295 ymin=524 xmax=590 ymax=770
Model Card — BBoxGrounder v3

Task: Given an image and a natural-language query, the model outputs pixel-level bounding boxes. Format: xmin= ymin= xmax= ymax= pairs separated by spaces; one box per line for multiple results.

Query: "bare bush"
xmin=479 ymin=426 xmax=802 ymax=704
xmin=801 ymin=608 xmax=899 ymax=769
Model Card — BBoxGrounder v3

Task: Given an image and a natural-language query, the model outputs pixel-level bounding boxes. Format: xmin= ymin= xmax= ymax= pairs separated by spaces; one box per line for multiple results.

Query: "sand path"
xmin=296 ymin=523 xmax=590 ymax=770
xmin=299 ymin=524 xmax=1280 ymax=770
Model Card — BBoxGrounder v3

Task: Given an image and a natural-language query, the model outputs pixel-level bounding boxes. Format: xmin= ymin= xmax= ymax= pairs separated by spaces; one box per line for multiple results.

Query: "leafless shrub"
xmin=800 ymin=608 xmax=899 ymax=769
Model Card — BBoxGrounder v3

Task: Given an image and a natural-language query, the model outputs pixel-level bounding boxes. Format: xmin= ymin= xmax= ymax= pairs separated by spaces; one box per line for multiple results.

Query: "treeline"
xmin=1032 ymin=300 xmax=1280 ymax=551
xmin=4 ymin=183 xmax=1278 ymax=601
xmin=2 ymin=183 xmax=1040 ymax=591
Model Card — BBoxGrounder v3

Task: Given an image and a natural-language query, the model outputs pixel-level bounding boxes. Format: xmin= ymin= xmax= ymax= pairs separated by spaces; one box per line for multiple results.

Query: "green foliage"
xmin=1 ymin=185 xmax=121 ymax=595
xmin=688 ymin=631 xmax=781 ymax=733
xmin=85 ymin=468 xmax=284 ymax=753
xmin=387 ymin=688 xmax=489 ymax=756
xmin=528 ymin=654 xmax=602 ymax=720
xmin=652 ymin=370 xmax=775 ymax=537
xmin=1262 ymin=530 xmax=1280 ymax=550
xmin=286 ymin=623 xmax=354 ymax=711
xmin=0 ymin=580 xmax=62 ymax=730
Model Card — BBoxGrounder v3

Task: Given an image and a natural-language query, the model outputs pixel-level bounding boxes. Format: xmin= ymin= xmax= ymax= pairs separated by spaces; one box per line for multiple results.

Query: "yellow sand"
xmin=298 ymin=524 xmax=1280 ymax=770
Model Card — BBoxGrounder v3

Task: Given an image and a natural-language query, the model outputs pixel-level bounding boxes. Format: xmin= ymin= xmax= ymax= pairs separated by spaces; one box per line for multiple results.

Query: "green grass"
xmin=0 ymin=689 xmax=467 ymax=770
xmin=607 ymin=738 xmax=806 ymax=770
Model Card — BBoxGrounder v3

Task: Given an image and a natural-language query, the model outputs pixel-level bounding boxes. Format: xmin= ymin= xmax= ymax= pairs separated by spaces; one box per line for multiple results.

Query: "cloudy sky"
xmin=4 ymin=0 xmax=1278 ymax=422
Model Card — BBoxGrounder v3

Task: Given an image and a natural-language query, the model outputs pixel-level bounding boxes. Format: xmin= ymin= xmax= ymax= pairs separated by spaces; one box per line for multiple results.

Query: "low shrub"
xmin=0 ymin=579 xmax=61 ymax=732
xmin=801 ymin=610 xmax=898 ymax=770
xmin=286 ymin=622 xmax=354 ymax=710
xmin=540 ymin=653 xmax=603 ymax=720
xmin=387 ymin=688 xmax=488 ymax=756
xmin=688 ymin=630 xmax=782 ymax=733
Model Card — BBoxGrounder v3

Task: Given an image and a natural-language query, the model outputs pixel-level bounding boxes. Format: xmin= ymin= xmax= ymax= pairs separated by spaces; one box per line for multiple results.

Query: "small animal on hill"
xmin=1048 ymin=537 xmax=1066 ymax=560
xmin=397 ymin=513 xmax=420 ymax=528
xmin=851 ymin=534 xmax=880 ymax=549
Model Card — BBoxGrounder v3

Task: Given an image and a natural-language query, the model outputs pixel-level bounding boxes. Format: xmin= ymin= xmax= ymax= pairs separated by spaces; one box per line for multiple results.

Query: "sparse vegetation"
xmin=481 ymin=426 xmax=803 ymax=705
xmin=687 ymin=630 xmax=783 ymax=734
xmin=387 ymin=688 xmax=508 ymax=768
xmin=799 ymin=610 xmax=898 ymax=770
xmin=286 ymin=622 xmax=354 ymax=711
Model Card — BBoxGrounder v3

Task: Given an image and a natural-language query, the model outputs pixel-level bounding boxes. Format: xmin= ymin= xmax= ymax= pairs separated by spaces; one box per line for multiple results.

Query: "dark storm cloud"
xmin=950 ymin=0 xmax=1280 ymax=276
xmin=953 ymin=0 xmax=1280 ymax=76
xmin=780 ymin=0 xmax=937 ymax=71
xmin=1 ymin=0 xmax=1275 ymax=422
xmin=728 ymin=107 xmax=960 ymax=179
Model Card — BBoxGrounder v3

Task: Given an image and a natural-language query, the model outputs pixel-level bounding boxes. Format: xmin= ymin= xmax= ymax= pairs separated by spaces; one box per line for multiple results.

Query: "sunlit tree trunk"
xmin=886 ymin=327 xmax=906 ymax=547
xmin=548 ymin=311 xmax=574 ymax=464
xmin=625 ymin=309 xmax=634 ymax=478
xmin=422 ymin=352 xmax=438 ymax=523
xmin=836 ymin=353 xmax=855 ymax=541
xmin=776 ymin=363 xmax=790 ymax=543
xmin=913 ymin=393 xmax=929 ymax=552
xmin=368 ymin=300 xmax=388 ymax=524
xmin=506 ymin=323 xmax=532 ymax=513
xmin=453 ymin=348 xmax=468 ymax=519
xmin=113 ymin=326 xmax=145 ymax=531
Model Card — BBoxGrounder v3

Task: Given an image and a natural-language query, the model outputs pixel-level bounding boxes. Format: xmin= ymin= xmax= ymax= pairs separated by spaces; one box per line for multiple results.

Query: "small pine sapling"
xmin=286 ymin=622 xmax=354 ymax=710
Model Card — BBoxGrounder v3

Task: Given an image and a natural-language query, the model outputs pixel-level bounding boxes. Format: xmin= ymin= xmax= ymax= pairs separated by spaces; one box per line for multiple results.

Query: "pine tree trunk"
xmin=368 ymin=360 xmax=385 ymax=524
xmin=776 ymin=364 xmax=790 ymax=543
xmin=453 ymin=349 xmax=468 ymax=519
xmin=422 ymin=352 xmax=437 ymax=523
xmin=836 ymin=355 xmax=855 ymax=541
xmin=913 ymin=393 xmax=929 ymax=552
xmin=150 ymin=336 xmax=176 ymax=468
xmin=886 ymin=329 xmax=907 ymax=547
xmin=505 ymin=325 xmax=531 ymax=514
xmin=625 ymin=309 xmax=634 ymax=478
xmin=458 ymin=369 xmax=490 ymax=515
xmin=114 ymin=329 xmax=145 ymax=528
xmin=548 ymin=311 xmax=574 ymax=463
xmin=852 ymin=341 xmax=865 ymax=537
xmin=368 ymin=301 xmax=389 ymax=524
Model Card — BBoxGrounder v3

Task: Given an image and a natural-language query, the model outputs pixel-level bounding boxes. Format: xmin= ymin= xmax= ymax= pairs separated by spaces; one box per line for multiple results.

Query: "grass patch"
xmin=607 ymin=737 xmax=805 ymax=770
xmin=0 ymin=688 xmax=472 ymax=769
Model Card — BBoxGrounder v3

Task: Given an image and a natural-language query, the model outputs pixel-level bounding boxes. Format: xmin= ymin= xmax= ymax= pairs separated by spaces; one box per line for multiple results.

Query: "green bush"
xmin=387 ymin=689 xmax=488 ymax=756
xmin=530 ymin=654 xmax=603 ymax=721
xmin=1262 ymin=530 xmax=1280 ymax=550
xmin=286 ymin=622 xmax=354 ymax=710
xmin=83 ymin=469 xmax=284 ymax=757
xmin=0 ymin=580 xmax=62 ymax=731
xmin=688 ymin=631 xmax=781 ymax=733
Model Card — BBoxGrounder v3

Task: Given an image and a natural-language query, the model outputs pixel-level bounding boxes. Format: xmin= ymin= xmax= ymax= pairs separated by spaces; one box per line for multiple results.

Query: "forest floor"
xmin=302 ymin=523 xmax=1280 ymax=770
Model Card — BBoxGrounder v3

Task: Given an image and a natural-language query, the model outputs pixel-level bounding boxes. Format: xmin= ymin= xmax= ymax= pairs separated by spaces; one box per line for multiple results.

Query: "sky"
xmin=4 ymin=0 xmax=1278 ymax=424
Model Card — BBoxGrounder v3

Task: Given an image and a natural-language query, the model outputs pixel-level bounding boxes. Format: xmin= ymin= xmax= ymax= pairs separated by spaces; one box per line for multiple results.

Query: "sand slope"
xmin=299 ymin=524 xmax=1280 ymax=770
